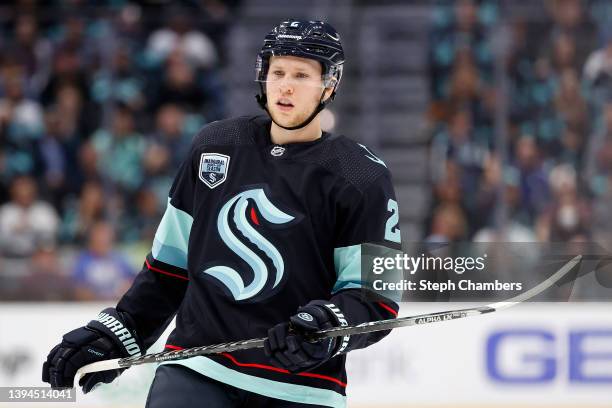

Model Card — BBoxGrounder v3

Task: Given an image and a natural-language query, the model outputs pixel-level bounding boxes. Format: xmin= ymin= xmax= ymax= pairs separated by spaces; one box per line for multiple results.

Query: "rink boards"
xmin=0 ymin=303 xmax=610 ymax=407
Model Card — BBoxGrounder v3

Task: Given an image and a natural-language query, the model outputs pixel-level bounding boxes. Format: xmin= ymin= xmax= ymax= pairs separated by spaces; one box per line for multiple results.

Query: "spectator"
xmin=546 ymin=0 xmax=597 ymax=67
xmin=474 ymin=161 xmax=538 ymax=242
xmin=511 ymin=136 xmax=551 ymax=223
xmin=512 ymin=56 xmax=560 ymax=143
xmin=151 ymin=103 xmax=191 ymax=168
xmin=537 ymin=164 xmax=591 ymax=241
xmin=119 ymin=187 xmax=163 ymax=243
xmin=427 ymin=160 xmax=472 ymax=236
xmin=90 ymin=105 xmax=147 ymax=194
xmin=37 ymin=107 xmax=82 ymax=209
xmin=148 ymin=50 xmax=210 ymax=113
xmin=585 ymin=101 xmax=612 ymax=194
xmin=145 ymin=8 xmax=218 ymax=69
xmin=554 ymin=69 xmax=588 ymax=135
xmin=0 ymin=67 xmax=44 ymax=179
xmin=426 ymin=203 xmax=467 ymax=243
xmin=54 ymin=14 xmax=100 ymax=71
xmin=71 ymin=141 xmax=101 ymax=188
xmin=142 ymin=104 xmax=206 ymax=200
xmin=431 ymin=108 xmax=490 ymax=228
xmin=141 ymin=142 xmax=173 ymax=210
xmin=60 ymin=181 xmax=106 ymax=244
xmin=113 ymin=3 xmax=146 ymax=46
xmin=40 ymin=47 xmax=90 ymax=109
xmin=0 ymin=175 xmax=59 ymax=257
xmin=583 ymin=28 xmax=612 ymax=104
xmin=0 ymin=67 xmax=44 ymax=141
xmin=446 ymin=50 xmax=482 ymax=111
xmin=428 ymin=0 xmax=494 ymax=105
xmin=558 ymin=126 xmax=585 ymax=168
xmin=53 ymin=81 xmax=98 ymax=140
xmin=432 ymin=159 xmax=463 ymax=206
xmin=91 ymin=45 xmax=146 ymax=111
xmin=550 ymin=31 xmax=579 ymax=74
xmin=8 ymin=14 xmax=53 ymax=96
xmin=71 ymin=221 xmax=135 ymax=300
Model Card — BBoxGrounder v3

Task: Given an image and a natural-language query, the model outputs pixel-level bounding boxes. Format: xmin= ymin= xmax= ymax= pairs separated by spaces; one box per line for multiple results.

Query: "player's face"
xmin=265 ymin=56 xmax=332 ymax=128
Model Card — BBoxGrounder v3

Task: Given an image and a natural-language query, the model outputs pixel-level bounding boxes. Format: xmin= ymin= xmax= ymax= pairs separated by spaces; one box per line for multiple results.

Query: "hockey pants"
xmin=145 ymin=364 xmax=329 ymax=407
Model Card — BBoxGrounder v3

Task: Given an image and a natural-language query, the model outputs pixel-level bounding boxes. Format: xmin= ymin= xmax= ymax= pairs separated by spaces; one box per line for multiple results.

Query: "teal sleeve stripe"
xmin=332 ymin=244 xmax=364 ymax=294
xmin=151 ymin=199 xmax=193 ymax=269
xmin=152 ymin=239 xmax=188 ymax=270
xmin=332 ymin=281 xmax=363 ymax=293
xmin=160 ymin=358 xmax=346 ymax=408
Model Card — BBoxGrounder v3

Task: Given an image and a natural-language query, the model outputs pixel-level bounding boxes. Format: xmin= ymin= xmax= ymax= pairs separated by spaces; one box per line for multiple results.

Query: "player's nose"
xmin=278 ymin=81 xmax=294 ymax=95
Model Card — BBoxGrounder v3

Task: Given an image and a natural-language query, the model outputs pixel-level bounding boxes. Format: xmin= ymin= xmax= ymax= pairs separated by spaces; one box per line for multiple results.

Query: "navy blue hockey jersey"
xmin=117 ymin=116 xmax=401 ymax=407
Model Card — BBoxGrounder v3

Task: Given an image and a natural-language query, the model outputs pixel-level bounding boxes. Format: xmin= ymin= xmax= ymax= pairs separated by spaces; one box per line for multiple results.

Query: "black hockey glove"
xmin=42 ymin=308 xmax=143 ymax=393
xmin=264 ymin=301 xmax=348 ymax=373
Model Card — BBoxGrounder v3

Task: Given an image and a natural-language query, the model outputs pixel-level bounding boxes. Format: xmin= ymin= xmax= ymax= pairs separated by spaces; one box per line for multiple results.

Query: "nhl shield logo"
xmin=199 ymin=153 xmax=230 ymax=189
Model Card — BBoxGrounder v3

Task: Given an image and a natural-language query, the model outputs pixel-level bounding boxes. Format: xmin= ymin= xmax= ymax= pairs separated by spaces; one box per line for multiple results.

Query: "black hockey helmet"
xmin=255 ymin=19 xmax=345 ymax=130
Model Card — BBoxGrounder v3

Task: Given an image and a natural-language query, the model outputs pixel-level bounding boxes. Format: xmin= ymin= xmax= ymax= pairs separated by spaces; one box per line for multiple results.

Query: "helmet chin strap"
xmin=256 ymin=83 xmax=335 ymax=131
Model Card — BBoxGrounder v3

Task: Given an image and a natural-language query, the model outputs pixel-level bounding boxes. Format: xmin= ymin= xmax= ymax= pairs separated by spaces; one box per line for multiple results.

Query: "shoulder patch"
xmin=199 ymin=153 xmax=230 ymax=189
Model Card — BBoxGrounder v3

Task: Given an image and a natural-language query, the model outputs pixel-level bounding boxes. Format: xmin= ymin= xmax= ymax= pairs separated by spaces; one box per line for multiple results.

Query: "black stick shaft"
xmin=118 ymin=306 xmax=493 ymax=368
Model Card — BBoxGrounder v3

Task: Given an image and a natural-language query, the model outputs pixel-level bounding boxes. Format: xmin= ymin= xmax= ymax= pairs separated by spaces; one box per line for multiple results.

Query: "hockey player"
xmin=42 ymin=19 xmax=401 ymax=407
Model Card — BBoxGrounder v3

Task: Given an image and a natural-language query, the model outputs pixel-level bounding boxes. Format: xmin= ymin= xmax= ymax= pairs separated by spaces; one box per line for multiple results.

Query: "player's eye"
xmin=295 ymin=72 xmax=309 ymax=79
xmin=271 ymin=70 xmax=284 ymax=78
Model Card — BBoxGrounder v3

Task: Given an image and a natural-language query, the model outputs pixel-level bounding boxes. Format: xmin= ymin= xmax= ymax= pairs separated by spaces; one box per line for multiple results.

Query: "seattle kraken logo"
xmin=204 ymin=188 xmax=295 ymax=301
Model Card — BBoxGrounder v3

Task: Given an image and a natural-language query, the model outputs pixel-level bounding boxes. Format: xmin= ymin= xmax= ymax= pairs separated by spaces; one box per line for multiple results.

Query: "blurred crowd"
xmin=0 ymin=1 xmax=240 ymax=300
xmin=3 ymin=0 xmax=611 ymax=302
xmin=426 ymin=0 xmax=612 ymax=248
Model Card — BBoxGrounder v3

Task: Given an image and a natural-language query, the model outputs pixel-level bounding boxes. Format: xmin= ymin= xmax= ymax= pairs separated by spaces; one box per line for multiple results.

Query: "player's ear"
xmin=322 ymin=85 xmax=335 ymax=103
xmin=323 ymin=77 xmax=338 ymax=101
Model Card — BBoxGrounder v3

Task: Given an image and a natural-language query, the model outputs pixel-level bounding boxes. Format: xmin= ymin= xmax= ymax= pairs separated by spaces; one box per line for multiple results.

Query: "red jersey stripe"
xmin=146 ymin=258 xmax=189 ymax=281
xmin=220 ymin=352 xmax=347 ymax=388
xmin=377 ymin=301 xmax=398 ymax=317
xmin=162 ymin=346 xmax=347 ymax=387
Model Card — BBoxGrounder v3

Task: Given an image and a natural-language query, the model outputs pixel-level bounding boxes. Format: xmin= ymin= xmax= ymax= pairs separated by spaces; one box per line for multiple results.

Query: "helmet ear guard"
xmin=323 ymin=64 xmax=342 ymax=88
xmin=254 ymin=54 xmax=268 ymax=83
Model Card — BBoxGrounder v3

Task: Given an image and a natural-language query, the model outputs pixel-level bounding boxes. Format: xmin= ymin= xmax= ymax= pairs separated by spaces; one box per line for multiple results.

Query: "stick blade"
xmin=488 ymin=254 xmax=582 ymax=310
xmin=75 ymin=358 xmax=122 ymax=381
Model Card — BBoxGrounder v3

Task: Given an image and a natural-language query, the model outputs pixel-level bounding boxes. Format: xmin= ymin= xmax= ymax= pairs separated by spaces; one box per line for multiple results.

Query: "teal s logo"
xmin=204 ymin=188 xmax=297 ymax=301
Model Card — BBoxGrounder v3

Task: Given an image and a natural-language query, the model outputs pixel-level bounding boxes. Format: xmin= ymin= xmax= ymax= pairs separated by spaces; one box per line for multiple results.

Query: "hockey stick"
xmin=76 ymin=254 xmax=581 ymax=377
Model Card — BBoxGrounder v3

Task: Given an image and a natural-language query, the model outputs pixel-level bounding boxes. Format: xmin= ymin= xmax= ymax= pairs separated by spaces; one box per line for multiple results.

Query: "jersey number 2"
xmin=385 ymin=199 xmax=401 ymax=243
